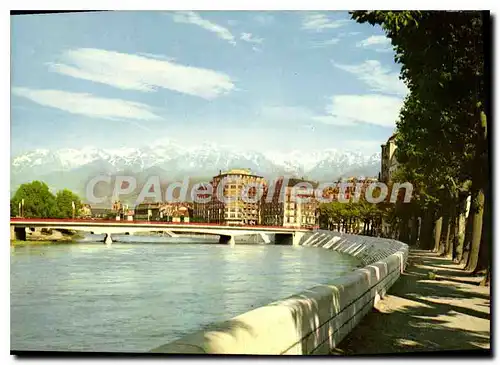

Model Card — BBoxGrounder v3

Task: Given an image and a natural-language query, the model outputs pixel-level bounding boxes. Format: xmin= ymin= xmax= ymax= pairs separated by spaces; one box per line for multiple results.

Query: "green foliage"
xmin=318 ymin=200 xmax=383 ymax=234
xmin=10 ymin=181 xmax=58 ymax=218
xmin=10 ymin=181 xmax=83 ymax=219
xmin=55 ymin=189 xmax=83 ymax=218
xmin=105 ymin=212 xmax=118 ymax=220
xmin=350 ymin=11 xmax=487 ymax=225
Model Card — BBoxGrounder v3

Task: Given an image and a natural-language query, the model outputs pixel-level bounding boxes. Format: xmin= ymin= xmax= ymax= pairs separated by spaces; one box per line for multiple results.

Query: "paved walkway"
xmin=333 ymin=249 xmax=491 ymax=355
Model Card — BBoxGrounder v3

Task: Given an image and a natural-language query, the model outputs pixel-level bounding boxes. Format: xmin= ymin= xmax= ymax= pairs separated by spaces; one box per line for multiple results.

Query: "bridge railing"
xmin=9 ymin=218 xmax=317 ymax=231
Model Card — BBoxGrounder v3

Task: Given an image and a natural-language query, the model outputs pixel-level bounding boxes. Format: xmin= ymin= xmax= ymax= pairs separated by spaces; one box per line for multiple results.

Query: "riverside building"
xmin=261 ymin=177 xmax=319 ymax=228
xmin=193 ymin=168 xmax=266 ymax=226
xmin=380 ymin=133 xmax=399 ymax=184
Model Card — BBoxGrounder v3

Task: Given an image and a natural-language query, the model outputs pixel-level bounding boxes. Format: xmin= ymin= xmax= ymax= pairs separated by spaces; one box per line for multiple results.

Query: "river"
xmin=11 ymin=236 xmax=361 ymax=352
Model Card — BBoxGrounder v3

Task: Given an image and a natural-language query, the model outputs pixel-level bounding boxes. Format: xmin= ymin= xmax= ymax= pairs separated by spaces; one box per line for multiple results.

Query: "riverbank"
xmin=11 ymin=228 xmax=84 ymax=246
xmin=11 ymin=239 xmax=80 ymax=246
xmin=332 ymin=249 xmax=491 ymax=355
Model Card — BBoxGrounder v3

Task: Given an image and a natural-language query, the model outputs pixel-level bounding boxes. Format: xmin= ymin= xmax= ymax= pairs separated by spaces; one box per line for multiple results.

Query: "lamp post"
xmin=71 ymin=201 xmax=76 ymax=219
xmin=21 ymin=199 xmax=25 ymax=218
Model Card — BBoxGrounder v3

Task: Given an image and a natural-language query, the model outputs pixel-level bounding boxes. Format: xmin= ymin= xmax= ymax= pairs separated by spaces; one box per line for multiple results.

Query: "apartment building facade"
xmin=380 ymin=133 xmax=399 ymax=184
xmin=134 ymin=201 xmax=192 ymax=222
xmin=261 ymin=177 xmax=319 ymax=228
xmin=325 ymin=177 xmax=380 ymax=202
xmin=193 ymin=168 xmax=266 ymax=225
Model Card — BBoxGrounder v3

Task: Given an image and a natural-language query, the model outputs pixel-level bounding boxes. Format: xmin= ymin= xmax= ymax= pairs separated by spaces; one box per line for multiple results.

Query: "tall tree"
xmin=11 ymin=181 xmax=59 ymax=218
xmin=55 ymin=189 xmax=83 ymax=219
xmin=351 ymin=11 xmax=488 ymax=276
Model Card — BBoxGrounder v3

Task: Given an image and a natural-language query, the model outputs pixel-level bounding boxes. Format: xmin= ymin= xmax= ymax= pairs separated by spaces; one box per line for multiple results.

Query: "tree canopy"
xmin=10 ymin=181 xmax=83 ymax=219
xmin=55 ymin=189 xmax=83 ymax=219
xmin=350 ymin=11 xmax=489 ymax=275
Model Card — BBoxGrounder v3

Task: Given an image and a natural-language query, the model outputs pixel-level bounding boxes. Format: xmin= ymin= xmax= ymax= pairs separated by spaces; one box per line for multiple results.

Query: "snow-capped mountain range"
xmin=11 ymin=141 xmax=381 ymax=196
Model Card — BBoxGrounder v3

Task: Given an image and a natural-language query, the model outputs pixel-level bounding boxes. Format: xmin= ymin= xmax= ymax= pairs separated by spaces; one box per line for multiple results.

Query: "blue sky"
xmin=11 ymin=11 xmax=407 ymax=156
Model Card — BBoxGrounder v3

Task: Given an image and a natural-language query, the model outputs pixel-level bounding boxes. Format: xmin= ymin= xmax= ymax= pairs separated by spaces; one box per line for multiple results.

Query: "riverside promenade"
xmin=332 ymin=249 xmax=491 ymax=355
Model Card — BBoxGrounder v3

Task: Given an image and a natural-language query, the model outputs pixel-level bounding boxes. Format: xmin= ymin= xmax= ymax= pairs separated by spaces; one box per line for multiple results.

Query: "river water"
xmin=11 ymin=236 xmax=360 ymax=353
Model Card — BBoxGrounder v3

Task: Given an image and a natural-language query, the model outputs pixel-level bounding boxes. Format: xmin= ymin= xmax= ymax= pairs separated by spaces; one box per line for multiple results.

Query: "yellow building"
xmin=79 ymin=204 xmax=92 ymax=218
xmin=380 ymin=133 xmax=399 ymax=183
xmin=193 ymin=168 xmax=266 ymax=225
xmin=135 ymin=201 xmax=192 ymax=222
xmin=261 ymin=177 xmax=318 ymax=228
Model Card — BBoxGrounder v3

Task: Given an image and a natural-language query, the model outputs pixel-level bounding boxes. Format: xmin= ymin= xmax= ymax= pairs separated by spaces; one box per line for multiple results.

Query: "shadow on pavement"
xmin=332 ymin=250 xmax=491 ymax=355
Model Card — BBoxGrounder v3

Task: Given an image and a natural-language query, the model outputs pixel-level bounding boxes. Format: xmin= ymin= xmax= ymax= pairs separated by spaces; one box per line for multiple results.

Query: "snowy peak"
xmin=11 ymin=143 xmax=382 ymax=194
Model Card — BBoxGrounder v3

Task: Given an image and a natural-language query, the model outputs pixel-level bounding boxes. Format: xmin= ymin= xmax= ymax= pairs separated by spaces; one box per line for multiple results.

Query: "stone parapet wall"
xmin=150 ymin=230 xmax=408 ymax=354
xmin=300 ymin=230 xmax=408 ymax=266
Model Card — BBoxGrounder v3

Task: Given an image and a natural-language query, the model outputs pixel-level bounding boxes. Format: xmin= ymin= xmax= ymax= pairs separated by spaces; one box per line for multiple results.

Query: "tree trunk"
xmin=466 ymin=109 xmax=489 ymax=273
xmin=451 ymin=213 xmax=460 ymax=261
xmin=455 ymin=194 xmax=469 ymax=263
xmin=409 ymin=213 xmax=419 ymax=247
xmin=433 ymin=215 xmax=443 ymax=252
xmin=475 ymin=181 xmax=490 ymax=274
xmin=460 ymin=193 xmax=476 ymax=265
xmin=476 ymin=152 xmax=492 ymax=280
xmin=439 ymin=212 xmax=451 ymax=256
xmin=465 ymin=188 xmax=485 ymax=272
xmin=398 ymin=215 xmax=408 ymax=243
xmin=444 ymin=202 xmax=457 ymax=258
xmin=416 ymin=216 xmax=421 ymax=245
xmin=480 ymin=267 xmax=490 ymax=286
xmin=420 ymin=208 xmax=435 ymax=250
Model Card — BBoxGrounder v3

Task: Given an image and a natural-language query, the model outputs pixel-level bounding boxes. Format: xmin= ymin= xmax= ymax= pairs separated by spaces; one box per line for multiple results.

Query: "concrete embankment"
xmin=151 ymin=230 xmax=408 ymax=355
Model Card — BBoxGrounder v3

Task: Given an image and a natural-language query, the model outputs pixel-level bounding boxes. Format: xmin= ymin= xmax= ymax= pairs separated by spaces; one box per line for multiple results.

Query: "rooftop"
xmin=214 ymin=168 xmax=264 ymax=179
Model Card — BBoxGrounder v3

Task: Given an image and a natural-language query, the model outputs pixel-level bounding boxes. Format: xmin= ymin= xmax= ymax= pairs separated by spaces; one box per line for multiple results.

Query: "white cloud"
xmin=311 ymin=115 xmax=353 ymax=126
xmin=12 ymin=87 xmax=161 ymax=127
xmin=332 ymin=60 xmax=408 ymax=96
xmin=137 ymin=52 xmax=175 ymax=61
xmin=339 ymin=32 xmax=361 ymax=38
xmin=311 ymin=38 xmax=340 ymax=48
xmin=240 ymin=32 xmax=264 ymax=44
xmin=302 ymin=12 xmax=350 ymax=32
xmin=357 ymin=35 xmax=390 ymax=47
xmin=259 ymin=105 xmax=352 ymax=127
xmin=319 ymin=94 xmax=404 ymax=128
xmin=172 ymin=11 xmax=236 ymax=45
xmin=356 ymin=35 xmax=392 ymax=52
xmin=48 ymin=48 xmax=235 ymax=99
